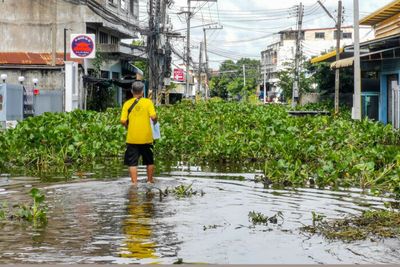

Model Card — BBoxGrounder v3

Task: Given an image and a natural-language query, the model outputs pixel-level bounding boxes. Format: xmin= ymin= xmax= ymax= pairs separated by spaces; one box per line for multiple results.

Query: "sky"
xmin=141 ymin=0 xmax=394 ymax=69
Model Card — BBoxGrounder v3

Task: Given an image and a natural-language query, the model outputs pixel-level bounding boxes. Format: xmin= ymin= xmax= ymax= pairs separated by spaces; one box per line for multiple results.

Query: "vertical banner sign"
xmin=173 ymin=68 xmax=184 ymax=82
xmin=70 ymin=34 xmax=96 ymax=59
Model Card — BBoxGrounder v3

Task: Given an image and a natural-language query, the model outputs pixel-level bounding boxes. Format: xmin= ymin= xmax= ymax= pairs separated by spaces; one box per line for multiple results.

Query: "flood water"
xmin=0 ymin=166 xmax=399 ymax=264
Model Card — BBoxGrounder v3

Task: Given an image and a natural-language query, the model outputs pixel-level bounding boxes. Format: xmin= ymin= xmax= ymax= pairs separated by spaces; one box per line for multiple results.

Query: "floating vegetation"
xmin=301 ymin=210 xmax=400 ymax=242
xmin=0 ymin=101 xmax=399 ymax=198
xmin=248 ymin=211 xmax=284 ymax=226
xmin=0 ymin=188 xmax=47 ymax=226
xmin=155 ymin=184 xmax=205 ymax=200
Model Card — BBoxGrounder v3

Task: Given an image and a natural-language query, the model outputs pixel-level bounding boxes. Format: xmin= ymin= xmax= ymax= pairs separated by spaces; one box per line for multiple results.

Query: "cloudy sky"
xmin=143 ymin=0 xmax=394 ymax=69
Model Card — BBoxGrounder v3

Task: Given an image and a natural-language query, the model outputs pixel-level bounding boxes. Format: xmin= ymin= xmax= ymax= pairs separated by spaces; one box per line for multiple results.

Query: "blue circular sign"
xmin=71 ymin=35 xmax=94 ymax=58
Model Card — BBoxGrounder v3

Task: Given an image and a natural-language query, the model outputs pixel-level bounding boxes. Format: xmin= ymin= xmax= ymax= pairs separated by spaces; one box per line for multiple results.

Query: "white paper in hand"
xmin=150 ymin=120 xmax=161 ymax=140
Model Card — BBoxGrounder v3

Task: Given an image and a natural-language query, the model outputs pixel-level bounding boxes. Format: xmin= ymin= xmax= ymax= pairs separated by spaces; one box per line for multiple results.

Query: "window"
xmin=130 ymin=0 xmax=134 ymax=15
xmin=315 ymin=32 xmax=325 ymax=39
xmin=111 ymin=36 xmax=119 ymax=44
xmin=334 ymin=31 xmax=352 ymax=39
xmin=101 ymin=71 xmax=110 ymax=79
xmin=112 ymin=72 xmax=120 ymax=80
xmin=86 ymin=27 xmax=97 ymax=35
xmin=343 ymin=32 xmax=352 ymax=39
xmin=108 ymin=0 xmax=116 ymax=6
xmin=99 ymin=31 xmax=109 ymax=44
xmin=121 ymin=0 xmax=127 ymax=10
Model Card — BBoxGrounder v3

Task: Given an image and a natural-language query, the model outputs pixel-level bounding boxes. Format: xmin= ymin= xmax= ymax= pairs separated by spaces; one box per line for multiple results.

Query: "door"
xmin=387 ymin=74 xmax=398 ymax=123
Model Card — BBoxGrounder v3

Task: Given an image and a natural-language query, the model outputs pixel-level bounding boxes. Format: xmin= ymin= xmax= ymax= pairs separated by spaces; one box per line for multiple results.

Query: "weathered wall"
xmin=0 ymin=68 xmax=65 ymax=90
xmin=0 ymin=0 xmax=85 ymax=53
xmin=0 ymin=0 xmax=139 ymax=53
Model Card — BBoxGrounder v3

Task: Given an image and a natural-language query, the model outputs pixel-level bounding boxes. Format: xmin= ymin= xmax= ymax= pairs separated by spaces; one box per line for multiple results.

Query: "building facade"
xmin=0 ymin=0 xmax=144 ymax=105
xmin=260 ymin=26 xmax=373 ymax=97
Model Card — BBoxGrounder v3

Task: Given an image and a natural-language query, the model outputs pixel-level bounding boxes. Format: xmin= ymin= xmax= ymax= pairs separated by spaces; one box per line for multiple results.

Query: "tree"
xmin=210 ymin=58 xmax=260 ymax=100
xmin=276 ymin=59 xmax=314 ymax=101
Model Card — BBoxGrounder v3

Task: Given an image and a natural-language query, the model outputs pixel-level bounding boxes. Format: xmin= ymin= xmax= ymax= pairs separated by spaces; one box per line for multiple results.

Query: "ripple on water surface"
xmin=0 ymin=168 xmax=399 ymax=264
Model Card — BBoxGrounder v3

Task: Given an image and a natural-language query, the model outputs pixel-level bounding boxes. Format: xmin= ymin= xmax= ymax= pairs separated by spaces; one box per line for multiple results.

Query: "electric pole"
xmin=335 ymin=0 xmax=342 ymax=115
xmin=185 ymin=0 xmax=191 ymax=98
xmin=353 ymin=0 xmax=362 ymax=120
xmin=181 ymin=0 xmax=218 ymax=98
xmin=197 ymin=41 xmax=203 ymax=97
xmin=203 ymin=25 xmax=222 ymax=99
xmin=292 ymin=2 xmax=304 ymax=108
xmin=51 ymin=0 xmax=57 ymax=67
xmin=147 ymin=0 xmax=169 ymax=104
xmin=318 ymin=0 xmax=342 ymax=114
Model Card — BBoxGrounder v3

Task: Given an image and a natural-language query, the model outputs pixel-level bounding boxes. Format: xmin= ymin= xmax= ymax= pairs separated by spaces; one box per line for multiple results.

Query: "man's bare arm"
xmin=150 ymin=115 xmax=158 ymax=124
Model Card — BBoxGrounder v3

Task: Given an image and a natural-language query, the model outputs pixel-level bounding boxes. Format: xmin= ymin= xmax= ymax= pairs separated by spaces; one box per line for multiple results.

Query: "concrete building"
xmin=260 ymin=26 xmax=374 ymax=97
xmin=0 ymin=0 xmax=144 ymax=106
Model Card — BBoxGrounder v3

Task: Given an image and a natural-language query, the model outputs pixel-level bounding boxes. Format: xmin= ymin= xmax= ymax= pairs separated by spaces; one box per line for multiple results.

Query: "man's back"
xmin=121 ymin=98 xmax=156 ymax=144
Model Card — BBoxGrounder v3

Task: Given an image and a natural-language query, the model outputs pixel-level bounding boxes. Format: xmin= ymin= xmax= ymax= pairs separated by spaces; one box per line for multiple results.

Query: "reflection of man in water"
xmin=120 ymin=186 xmax=158 ymax=260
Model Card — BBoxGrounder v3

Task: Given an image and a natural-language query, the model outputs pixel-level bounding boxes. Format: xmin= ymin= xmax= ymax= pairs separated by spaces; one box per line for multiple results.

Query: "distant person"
xmin=120 ymin=81 xmax=157 ymax=185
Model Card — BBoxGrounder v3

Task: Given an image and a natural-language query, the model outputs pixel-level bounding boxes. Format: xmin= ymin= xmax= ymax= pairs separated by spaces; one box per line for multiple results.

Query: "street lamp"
xmin=1 ymin=74 xmax=7 ymax=83
xmin=18 ymin=76 xmax=25 ymax=84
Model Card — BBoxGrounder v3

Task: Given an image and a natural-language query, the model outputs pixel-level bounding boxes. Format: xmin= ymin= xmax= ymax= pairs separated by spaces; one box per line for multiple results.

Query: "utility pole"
xmin=185 ymin=0 xmax=191 ymax=98
xmin=148 ymin=0 xmax=168 ymax=104
xmin=203 ymin=28 xmax=209 ymax=99
xmin=352 ymin=0 xmax=362 ymax=120
xmin=197 ymin=42 xmax=203 ymax=97
xmin=147 ymin=0 xmax=156 ymax=101
xmin=292 ymin=2 xmax=304 ymax=108
xmin=318 ymin=0 xmax=342 ymax=114
xmin=203 ymin=25 xmax=222 ymax=99
xmin=263 ymin=71 xmax=266 ymax=103
xmin=335 ymin=0 xmax=342 ymax=115
xmin=51 ymin=0 xmax=57 ymax=66
xmin=182 ymin=0 xmax=217 ymax=98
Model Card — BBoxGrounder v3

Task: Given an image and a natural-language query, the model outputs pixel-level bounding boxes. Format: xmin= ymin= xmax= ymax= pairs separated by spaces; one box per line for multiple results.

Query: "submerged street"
xmin=0 ymin=166 xmax=399 ymax=264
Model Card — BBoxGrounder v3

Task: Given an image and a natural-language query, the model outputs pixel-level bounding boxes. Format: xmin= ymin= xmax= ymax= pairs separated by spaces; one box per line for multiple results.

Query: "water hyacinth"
xmin=0 ymin=101 xmax=399 ymax=197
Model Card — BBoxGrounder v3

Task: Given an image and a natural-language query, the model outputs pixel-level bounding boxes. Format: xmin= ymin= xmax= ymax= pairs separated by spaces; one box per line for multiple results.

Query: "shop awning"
xmin=360 ymin=0 xmax=400 ymax=25
xmin=330 ymin=57 xmax=354 ymax=69
xmin=330 ymin=47 xmax=398 ymax=69
xmin=310 ymin=48 xmax=344 ymax=64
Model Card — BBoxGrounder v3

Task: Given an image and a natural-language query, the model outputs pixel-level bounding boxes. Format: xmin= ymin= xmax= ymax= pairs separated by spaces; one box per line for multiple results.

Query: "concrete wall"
xmin=0 ymin=68 xmax=65 ymax=90
xmin=0 ymin=0 xmax=139 ymax=53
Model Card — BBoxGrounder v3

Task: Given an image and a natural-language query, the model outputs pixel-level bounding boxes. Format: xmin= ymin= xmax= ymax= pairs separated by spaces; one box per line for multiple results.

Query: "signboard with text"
xmin=173 ymin=68 xmax=185 ymax=82
xmin=70 ymin=34 xmax=96 ymax=59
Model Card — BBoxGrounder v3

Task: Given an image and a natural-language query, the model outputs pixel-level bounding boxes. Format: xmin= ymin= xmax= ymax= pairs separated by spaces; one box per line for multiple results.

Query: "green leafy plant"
xmin=15 ymin=188 xmax=47 ymax=225
xmin=248 ymin=211 xmax=283 ymax=225
xmin=0 ymin=202 xmax=7 ymax=220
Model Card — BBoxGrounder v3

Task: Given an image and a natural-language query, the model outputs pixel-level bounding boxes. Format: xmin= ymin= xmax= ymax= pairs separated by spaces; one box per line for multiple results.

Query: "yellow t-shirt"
xmin=120 ymin=98 xmax=156 ymax=144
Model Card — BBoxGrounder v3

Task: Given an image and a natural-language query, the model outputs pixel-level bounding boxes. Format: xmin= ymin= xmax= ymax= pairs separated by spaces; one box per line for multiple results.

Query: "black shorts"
xmin=124 ymin=144 xmax=154 ymax=167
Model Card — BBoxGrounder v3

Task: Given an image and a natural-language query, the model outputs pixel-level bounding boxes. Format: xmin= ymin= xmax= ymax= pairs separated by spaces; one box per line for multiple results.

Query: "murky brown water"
xmin=0 ymin=166 xmax=399 ymax=264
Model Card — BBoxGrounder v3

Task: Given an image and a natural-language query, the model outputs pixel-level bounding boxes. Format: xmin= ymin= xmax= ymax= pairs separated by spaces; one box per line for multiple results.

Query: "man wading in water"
xmin=120 ymin=81 xmax=157 ymax=185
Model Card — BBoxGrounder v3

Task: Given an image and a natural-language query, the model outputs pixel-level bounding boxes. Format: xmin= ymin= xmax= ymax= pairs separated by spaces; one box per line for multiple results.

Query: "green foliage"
xmin=210 ymin=58 xmax=260 ymax=100
xmin=1 ymin=109 xmax=125 ymax=171
xmin=0 ymin=202 xmax=7 ymax=220
xmin=248 ymin=211 xmax=283 ymax=225
xmin=132 ymin=60 xmax=148 ymax=80
xmin=0 ymin=189 xmax=47 ymax=226
xmin=15 ymin=188 xmax=47 ymax=224
xmin=0 ymin=101 xmax=399 ymax=198
xmin=311 ymin=211 xmax=326 ymax=226
xmin=277 ymin=60 xmax=315 ymax=102
xmin=156 ymin=101 xmax=400 ymax=196
xmin=162 ymin=184 xmax=203 ymax=198
xmin=302 ymin=210 xmax=400 ymax=241
xmin=307 ymin=61 xmax=354 ymax=94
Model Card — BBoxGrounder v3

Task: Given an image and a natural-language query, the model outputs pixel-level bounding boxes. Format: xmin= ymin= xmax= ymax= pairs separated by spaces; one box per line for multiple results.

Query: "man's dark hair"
xmin=131 ymin=81 xmax=144 ymax=94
